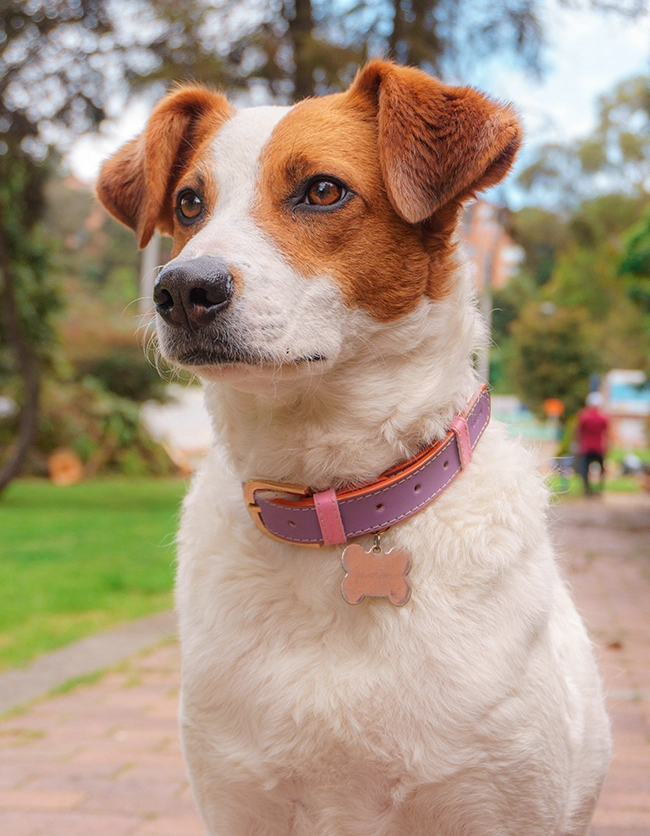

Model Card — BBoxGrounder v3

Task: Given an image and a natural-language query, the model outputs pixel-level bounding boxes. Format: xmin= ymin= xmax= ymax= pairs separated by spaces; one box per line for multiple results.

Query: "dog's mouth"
xmin=160 ymin=331 xmax=326 ymax=370
xmin=156 ymin=315 xmax=330 ymax=377
xmin=175 ymin=349 xmax=327 ymax=367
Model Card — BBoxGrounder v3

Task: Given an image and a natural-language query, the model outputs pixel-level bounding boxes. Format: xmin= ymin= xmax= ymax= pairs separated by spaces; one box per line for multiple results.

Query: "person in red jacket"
xmin=576 ymin=392 xmax=609 ymax=496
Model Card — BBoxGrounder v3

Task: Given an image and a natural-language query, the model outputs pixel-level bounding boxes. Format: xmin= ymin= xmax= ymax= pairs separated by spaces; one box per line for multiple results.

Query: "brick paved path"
xmin=555 ymin=495 xmax=650 ymax=836
xmin=0 ymin=494 xmax=648 ymax=835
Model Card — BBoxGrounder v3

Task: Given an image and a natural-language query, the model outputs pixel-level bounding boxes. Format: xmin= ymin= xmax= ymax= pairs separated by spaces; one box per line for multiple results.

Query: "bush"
xmin=30 ymin=375 xmax=176 ymax=478
xmin=74 ymin=346 xmax=168 ymax=403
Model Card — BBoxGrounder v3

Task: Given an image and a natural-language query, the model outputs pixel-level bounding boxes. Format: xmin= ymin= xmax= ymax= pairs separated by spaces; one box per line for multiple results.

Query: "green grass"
xmin=0 ymin=478 xmax=187 ymax=671
xmin=607 ymin=447 xmax=650 ymax=466
xmin=546 ymin=472 xmax=642 ymax=500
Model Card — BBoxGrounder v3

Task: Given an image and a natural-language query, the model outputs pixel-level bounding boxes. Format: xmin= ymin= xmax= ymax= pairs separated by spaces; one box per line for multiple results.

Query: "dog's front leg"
xmin=184 ymin=765 xmax=296 ymax=836
xmin=181 ymin=717 xmax=295 ymax=836
xmin=190 ymin=781 xmax=295 ymax=836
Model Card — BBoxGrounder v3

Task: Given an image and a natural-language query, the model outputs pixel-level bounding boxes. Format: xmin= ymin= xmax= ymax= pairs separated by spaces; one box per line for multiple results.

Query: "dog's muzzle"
xmin=154 ymin=256 xmax=234 ymax=331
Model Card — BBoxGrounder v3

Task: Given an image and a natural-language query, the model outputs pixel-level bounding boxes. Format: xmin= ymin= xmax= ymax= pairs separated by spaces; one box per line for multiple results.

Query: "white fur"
xmin=164 ymin=106 xmax=352 ymax=382
xmin=167 ymin=104 xmax=610 ymax=835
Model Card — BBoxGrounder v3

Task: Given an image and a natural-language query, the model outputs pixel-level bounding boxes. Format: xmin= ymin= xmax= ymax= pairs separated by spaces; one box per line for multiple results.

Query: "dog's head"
xmin=97 ymin=61 xmax=521 ymax=388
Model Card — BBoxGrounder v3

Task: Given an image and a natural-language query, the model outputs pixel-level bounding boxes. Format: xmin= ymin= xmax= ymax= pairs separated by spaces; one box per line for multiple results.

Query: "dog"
xmin=97 ymin=60 xmax=611 ymax=835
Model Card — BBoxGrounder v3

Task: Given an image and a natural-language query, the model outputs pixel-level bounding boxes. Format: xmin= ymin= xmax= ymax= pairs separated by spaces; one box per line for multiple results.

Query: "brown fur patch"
xmin=96 ymin=86 xmax=233 ymax=248
xmin=254 ymin=94 xmax=434 ymax=322
xmin=254 ymin=61 xmax=521 ymax=321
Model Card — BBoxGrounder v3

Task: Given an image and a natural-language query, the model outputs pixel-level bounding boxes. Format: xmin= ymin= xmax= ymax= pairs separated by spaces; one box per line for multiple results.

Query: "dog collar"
xmin=244 ymin=385 xmax=490 ymax=548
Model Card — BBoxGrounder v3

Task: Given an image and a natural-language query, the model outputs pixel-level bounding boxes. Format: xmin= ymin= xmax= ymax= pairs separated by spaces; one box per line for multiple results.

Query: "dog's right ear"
xmin=96 ymin=86 xmax=233 ymax=248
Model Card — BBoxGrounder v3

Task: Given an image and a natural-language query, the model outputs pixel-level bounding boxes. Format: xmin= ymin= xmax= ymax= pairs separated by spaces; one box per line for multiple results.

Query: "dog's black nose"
xmin=153 ymin=257 xmax=234 ymax=330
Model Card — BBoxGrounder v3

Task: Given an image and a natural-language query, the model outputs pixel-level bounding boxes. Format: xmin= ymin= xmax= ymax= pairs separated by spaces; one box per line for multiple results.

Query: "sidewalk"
xmin=0 ymin=493 xmax=648 ymax=835
xmin=554 ymin=493 xmax=650 ymax=836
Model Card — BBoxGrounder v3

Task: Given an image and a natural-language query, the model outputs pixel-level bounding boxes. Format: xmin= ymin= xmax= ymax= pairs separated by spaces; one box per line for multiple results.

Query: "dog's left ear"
xmin=349 ymin=61 xmax=522 ymax=224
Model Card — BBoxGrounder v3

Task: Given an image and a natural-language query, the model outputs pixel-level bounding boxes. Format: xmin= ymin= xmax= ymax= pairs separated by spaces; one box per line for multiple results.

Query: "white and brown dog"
xmin=97 ymin=61 xmax=610 ymax=835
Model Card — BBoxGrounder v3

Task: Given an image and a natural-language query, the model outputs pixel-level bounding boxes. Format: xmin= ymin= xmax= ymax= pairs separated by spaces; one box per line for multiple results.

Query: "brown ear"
xmin=349 ymin=61 xmax=522 ymax=224
xmin=96 ymin=86 xmax=233 ymax=248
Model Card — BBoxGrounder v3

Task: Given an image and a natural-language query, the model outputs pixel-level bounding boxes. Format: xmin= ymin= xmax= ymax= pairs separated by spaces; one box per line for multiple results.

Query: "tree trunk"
xmin=0 ymin=236 xmax=41 ymax=496
xmin=388 ymin=0 xmax=444 ymax=73
xmin=407 ymin=0 xmax=443 ymax=71
xmin=388 ymin=0 xmax=405 ymax=59
xmin=287 ymin=0 xmax=316 ymax=100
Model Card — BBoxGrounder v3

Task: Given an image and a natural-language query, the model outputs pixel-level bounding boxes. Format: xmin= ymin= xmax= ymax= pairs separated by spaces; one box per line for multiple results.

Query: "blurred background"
xmin=1 ymin=0 xmax=649 ymax=671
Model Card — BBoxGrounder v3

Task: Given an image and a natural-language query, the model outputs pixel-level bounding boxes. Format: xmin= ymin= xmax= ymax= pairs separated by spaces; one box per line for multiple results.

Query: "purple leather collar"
xmin=244 ymin=385 xmax=490 ymax=548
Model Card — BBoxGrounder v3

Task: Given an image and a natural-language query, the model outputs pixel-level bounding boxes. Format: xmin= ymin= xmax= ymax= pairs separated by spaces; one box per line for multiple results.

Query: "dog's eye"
xmin=305 ymin=179 xmax=345 ymax=207
xmin=177 ymin=190 xmax=203 ymax=223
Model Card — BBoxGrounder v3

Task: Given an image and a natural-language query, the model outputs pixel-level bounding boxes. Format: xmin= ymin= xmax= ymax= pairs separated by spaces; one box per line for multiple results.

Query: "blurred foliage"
xmin=497 ymin=195 xmax=650 ymax=409
xmin=619 ymin=206 xmax=650 ymax=313
xmin=136 ymin=0 xmax=549 ymax=102
xmin=0 ymin=165 xmax=178 ymax=479
xmin=158 ymin=0 xmax=644 ymax=102
xmin=37 ymin=174 xmax=174 ymax=475
xmin=37 ymin=375 xmax=175 ymax=478
xmin=510 ymin=304 xmax=603 ymax=420
xmin=506 ymin=207 xmax=568 ymax=286
xmin=1 ymin=369 xmax=175 ymax=479
xmin=77 ymin=348 xmax=168 ymax=403
xmin=500 ymin=71 xmax=650 ymax=414
xmin=491 ymin=274 xmax=537 ymax=344
xmin=0 ymin=153 xmax=57 ymax=345
xmin=518 ymin=74 xmax=650 ymax=208
xmin=0 ymin=1 xmax=179 ymax=487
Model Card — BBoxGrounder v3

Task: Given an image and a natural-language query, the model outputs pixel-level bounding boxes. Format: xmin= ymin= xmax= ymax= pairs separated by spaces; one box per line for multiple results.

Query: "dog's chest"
xmin=177 ymin=442 xmax=555 ymax=780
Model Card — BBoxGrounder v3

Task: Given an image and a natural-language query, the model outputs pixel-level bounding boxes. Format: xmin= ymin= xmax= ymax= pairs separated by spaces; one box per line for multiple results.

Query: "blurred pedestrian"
xmin=575 ymin=392 xmax=609 ymax=496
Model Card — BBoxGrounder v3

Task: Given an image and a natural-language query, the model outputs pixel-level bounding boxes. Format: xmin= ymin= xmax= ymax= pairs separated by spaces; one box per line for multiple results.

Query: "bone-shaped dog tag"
xmin=341 ymin=538 xmax=412 ymax=607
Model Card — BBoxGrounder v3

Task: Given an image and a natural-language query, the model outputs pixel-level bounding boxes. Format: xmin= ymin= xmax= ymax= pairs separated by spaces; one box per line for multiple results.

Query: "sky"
xmin=477 ymin=1 xmax=650 ymax=143
xmin=69 ymin=1 xmax=650 ymax=185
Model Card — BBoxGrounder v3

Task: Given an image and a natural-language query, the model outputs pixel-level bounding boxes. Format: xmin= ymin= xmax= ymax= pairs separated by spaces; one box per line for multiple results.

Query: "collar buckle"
xmin=243 ymin=479 xmax=321 ymax=548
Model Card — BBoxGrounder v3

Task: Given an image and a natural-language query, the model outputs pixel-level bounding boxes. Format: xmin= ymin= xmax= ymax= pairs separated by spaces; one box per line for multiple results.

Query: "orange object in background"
xmin=47 ymin=448 xmax=84 ymax=486
xmin=544 ymin=398 xmax=565 ymax=418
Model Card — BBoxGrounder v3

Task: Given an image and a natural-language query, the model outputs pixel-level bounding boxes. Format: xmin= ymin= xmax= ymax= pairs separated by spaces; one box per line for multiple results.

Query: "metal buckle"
xmin=243 ymin=479 xmax=322 ymax=547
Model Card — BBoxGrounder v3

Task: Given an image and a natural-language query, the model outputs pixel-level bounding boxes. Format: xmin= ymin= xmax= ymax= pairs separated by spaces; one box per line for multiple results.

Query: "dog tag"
xmin=341 ymin=536 xmax=412 ymax=607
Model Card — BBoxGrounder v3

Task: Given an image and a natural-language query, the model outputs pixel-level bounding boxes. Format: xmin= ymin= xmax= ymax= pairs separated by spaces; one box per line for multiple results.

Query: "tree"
xmin=0 ymin=1 xmax=115 ymax=492
xmin=186 ymin=0 xmax=645 ymax=101
xmin=510 ymin=303 xmax=603 ymax=420
xmin=619 ymin=206 xmax=650 ymax=312
xmin=518 ymin=74 xmax=650 ymax=208
xmin=507 ymin=206 xmax=569 ymax=286
xmin=148 ymin=0 xmax=548 ymax=99
xmin=0 ymin=0 xmax=214 ymax=493
xmin=0 ymin=150 xmax=58 ymax=491
xmin=502 ymin=189 xmax=650 ymax=389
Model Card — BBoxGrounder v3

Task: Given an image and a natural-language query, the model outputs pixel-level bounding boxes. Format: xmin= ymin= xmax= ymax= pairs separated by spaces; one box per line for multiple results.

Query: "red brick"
xmin=592 ymin=808 xmax=650 ymax=828
xmin=0 ymin=811 xmax=38 ymax=835
xmin=133 ymin=815 xmax=205 ymax=835
xmin=0 ymin=789 xmax=85 ymax=810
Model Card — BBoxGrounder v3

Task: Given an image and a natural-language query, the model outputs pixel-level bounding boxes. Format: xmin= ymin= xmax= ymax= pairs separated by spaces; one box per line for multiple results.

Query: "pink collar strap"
xmin=244 ymin=385 xmax=490 ymax=548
